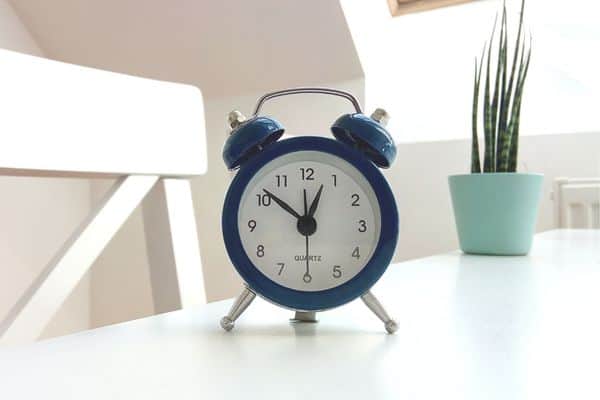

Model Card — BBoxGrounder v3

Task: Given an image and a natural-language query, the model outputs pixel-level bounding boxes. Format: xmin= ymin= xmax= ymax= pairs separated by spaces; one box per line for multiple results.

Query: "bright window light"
xmin=341 ymin=0 xmax=600 ymax=143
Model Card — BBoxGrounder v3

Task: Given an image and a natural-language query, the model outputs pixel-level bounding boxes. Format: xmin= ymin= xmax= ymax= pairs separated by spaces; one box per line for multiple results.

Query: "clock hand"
xmin=296 ymin=189 xmax=318 ymax=237
xmin=307 ymin=184 xmax=324 ymax=218
xmin=303 ymin=235 xmax=311 ymax=283
xmin=263 ymin=189 xmax=301 ymax=219
xmin=303 ymin=189 xmax=308 ymax=216
xmin=302 ymin=188 xmax=311 ymax=283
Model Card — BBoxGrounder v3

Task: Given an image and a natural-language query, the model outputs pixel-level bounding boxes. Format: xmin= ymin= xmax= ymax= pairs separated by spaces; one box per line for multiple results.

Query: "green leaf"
xmin=499 ymin=0 xmax=525 ymax=170
xmin=490 ymin=10 xmax=507 ymax=172
xmin=471 ymin=51 xmax=484 ymax=173
xmin=483 ymin=16 xmax=497 ymax=173
xmin=500 ymin=38 xmax=525 ymax=172
xmin=496 ymin=4 xmax=509 ymax=170
xmin=508 ymin=40 xmax=532 ymax=172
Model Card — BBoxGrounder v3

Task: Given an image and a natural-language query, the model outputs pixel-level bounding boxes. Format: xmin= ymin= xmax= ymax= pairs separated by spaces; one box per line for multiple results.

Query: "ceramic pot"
xmin=448 ymin=173 xmax=543 ymax=255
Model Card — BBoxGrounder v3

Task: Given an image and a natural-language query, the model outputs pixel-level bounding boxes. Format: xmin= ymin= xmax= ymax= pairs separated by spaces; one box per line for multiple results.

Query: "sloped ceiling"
xmin=8 ymin=0 xmax=363 ymax=97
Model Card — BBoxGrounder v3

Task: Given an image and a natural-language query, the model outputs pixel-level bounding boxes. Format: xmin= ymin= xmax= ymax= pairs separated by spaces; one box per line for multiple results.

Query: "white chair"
xmin=0 ymin=49 xmax=207 ymax=345
xmin=553 ymin=177 xmax=600 ymax=229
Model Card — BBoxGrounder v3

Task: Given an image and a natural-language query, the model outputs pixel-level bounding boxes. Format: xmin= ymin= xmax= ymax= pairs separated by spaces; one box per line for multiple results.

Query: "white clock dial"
xmin=238 ymin=150 xmax=381 ymax=292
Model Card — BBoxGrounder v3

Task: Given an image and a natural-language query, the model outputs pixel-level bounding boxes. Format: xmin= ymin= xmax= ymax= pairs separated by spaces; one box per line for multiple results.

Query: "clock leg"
xmin=290 ymin=311 xmax=318 ymax=323
xmin=361 ymin=291 xmax=398 ymax=334
xmin=220 ymin=286 xmax=256 ymax=331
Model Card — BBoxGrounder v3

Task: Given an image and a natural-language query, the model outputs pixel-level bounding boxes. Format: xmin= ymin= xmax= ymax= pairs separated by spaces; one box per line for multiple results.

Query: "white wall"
xmin=89 ymin=79 xmax=599 ymax=326
xmin=88 ymin=182 xmax=155 ymax=328
xmin=389 ymin=132 xmax=600 ymax=262
xmin=341 ymin=0 xmax=600 ymax=142
xmin=339 ymin=0 xmax=600 ymax=259
xmin=4 ymin=0 xmax=365 ymax=327
xmin=89 ymin=78 xmax=366 ymax=329
xmin=89 ymin=125 xmax=600 ymax=326
xmin=0 ymin=0 xmax=91 ymax=339
xmin=7 ymin=0 xmax=363 ymax=98
xmin=194 ymin=79 xmax=366 ymax=302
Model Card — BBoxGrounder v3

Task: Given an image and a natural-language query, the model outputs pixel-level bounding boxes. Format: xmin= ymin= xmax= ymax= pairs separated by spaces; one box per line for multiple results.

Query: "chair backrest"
xmin=0 ymin=48 xmax=206 ymax=177
xmin=553 ymin=177 xmax=600 ymax=229
xmin=0 ymin=49 xmax=208 ymax=345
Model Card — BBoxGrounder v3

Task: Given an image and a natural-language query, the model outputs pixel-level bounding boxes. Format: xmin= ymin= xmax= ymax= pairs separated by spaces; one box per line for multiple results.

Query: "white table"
xmin=1 ymin=230 xmax=599 ymax=399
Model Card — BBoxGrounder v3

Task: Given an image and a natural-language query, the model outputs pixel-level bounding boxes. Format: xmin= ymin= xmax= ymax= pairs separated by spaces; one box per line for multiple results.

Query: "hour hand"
xmin=308 ymin=184 xmax=324 ymax=217
xmin=263 ymin=189 xmax=301 ymax=219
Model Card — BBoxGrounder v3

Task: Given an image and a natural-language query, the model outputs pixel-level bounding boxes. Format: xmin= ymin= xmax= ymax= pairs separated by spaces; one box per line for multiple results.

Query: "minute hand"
xmin=263 ymin=189 xmax=302 ymax=219
xmin=307 ymin=184 xmax=324 ymax=217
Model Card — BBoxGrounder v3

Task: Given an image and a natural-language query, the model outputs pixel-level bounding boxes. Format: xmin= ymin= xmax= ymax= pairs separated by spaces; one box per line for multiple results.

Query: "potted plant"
xmin=449 ymin=0 xmax=543 ymax=255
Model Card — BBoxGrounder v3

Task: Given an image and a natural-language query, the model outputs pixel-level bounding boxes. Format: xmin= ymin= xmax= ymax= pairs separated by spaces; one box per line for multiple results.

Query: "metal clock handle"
xmin=252 ymin=87 xmax=363 ymax=117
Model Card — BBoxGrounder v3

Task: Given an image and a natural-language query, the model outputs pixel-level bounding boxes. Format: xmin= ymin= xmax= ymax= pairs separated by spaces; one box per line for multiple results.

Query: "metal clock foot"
xmin=361 ymin=291 xmax=398 ymax=334
xmin=220 ymin=286 xmax=256 ymax=331
xmin=290 ymin=311 xmax=318 ymax=323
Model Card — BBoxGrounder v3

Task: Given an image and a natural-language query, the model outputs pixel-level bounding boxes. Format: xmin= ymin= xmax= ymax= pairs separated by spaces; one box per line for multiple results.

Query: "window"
xmin=342 ymin=0 xmax=600 ymax=142
xmin=387 ymin=0 xmax=476 ymax=16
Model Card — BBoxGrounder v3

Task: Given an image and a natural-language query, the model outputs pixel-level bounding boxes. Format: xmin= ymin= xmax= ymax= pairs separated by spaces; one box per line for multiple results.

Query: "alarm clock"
xmin=220 ymin=87 xmax=399 ymax=333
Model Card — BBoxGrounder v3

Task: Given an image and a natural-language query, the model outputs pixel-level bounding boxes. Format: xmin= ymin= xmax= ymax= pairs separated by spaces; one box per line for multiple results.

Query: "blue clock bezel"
xmin=222 ymin=136 xmax=398 ymax=311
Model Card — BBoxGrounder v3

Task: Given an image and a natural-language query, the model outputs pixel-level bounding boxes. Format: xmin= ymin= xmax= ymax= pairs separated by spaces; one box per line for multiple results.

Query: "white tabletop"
xmin=1 ymin=229 xmax=599 ymax=400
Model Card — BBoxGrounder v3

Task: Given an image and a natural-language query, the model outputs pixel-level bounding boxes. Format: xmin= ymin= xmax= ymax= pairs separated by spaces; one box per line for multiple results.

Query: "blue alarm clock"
xmin=220 ymin=88 xmax=399 ymax=333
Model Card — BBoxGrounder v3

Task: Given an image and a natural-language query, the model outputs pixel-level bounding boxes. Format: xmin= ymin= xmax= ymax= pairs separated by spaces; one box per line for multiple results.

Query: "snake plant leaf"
xmin=483 ymin=16 xmax=497 ymax=172
xmin=500 ymin=0 xmax=525 ymax=164
xmin=472 ymin=60 xmax=482 ymax=173
xmin=506 ymin=0 xmax=525 ymax=100
xmin=496 ymin=5 xmax=509 ymax=170
xmin=508 ymin=40 xmax=532 ymax=172
xmin=472 ymin=50 xmax=485 ymax=173
xmin=490 ymin=9 xmax=507 ymax=172
xmin=499 ymin=35 xmax=527 ymax=172
xmin=471 ymin=0 xmax=530 ymax=174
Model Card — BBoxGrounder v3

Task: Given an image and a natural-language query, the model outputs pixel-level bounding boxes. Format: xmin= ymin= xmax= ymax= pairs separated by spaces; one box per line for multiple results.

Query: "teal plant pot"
xmin=448 ymin=173 xmax=543 ymax=255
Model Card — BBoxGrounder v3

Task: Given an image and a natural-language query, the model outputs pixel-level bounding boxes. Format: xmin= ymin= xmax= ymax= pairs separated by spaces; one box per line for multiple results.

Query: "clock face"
xmin=238 ymin=150 xmax=381 ymax=292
